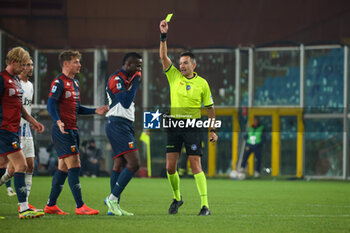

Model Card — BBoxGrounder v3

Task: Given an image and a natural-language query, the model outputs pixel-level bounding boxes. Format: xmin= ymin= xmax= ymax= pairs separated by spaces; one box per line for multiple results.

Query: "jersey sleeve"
xmin=48 ymin=79 xmax=64 ymax=100
xmin=164 ymin=64 xmax=181 ymax=84
xmin=202 ymin=80 xmax=214 ymax=107
xmin=0 ymin=75 xmax=4 ymax=97
xmin=108 ymin=75 xmax=125 ymax=95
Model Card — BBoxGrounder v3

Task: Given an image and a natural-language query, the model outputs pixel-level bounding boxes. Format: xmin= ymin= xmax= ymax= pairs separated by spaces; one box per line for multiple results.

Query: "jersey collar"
xmin=118 ymin=68 xmax=131 ymax=84
xmin=4 ymin=70 xmax=14 ymax=78
xmin=61 ymin=73 xmax=75 ymax=80
xmin=183 ymin=72 xmax=198 ymax=81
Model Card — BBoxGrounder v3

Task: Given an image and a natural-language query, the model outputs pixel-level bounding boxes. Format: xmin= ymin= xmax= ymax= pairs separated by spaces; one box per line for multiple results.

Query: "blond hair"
xmin=59 ymin=50 xmax=82 ymax=68
xmin=5 ymin=47 xmax=30 ymax=65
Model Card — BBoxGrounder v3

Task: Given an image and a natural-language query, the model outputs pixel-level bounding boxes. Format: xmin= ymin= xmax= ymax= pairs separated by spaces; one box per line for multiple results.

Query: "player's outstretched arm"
xmin=207 ymin=106 xmax=218 ymax=142
xmin=21 ymin=106 xmax=45 ymax=133
xmin=159 ymin=20 xmax=172 ymax=71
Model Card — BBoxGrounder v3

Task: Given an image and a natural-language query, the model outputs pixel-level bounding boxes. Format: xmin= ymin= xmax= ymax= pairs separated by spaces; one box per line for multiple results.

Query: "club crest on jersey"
xmin=12 ymin=141 xmax=19 ymax=149
xmin=128 ymin=142 xmax=134 ymax=149
xmin=9 ymin=88 xmax=15 ymax=96
xmin=186 ymin=85 xmax=191 ymax=90
xmin=51 ymin=85 xmax=57 ymax=93
xmin=65 ymin=91 xmax=72 ymax=98
xmin=71 ymin=145 xmax=77 ymax=152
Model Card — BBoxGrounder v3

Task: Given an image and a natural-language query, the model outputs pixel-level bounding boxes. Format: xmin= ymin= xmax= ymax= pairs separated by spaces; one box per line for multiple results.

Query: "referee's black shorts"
xmin=166 ymin=119 xmax=203 ymax=156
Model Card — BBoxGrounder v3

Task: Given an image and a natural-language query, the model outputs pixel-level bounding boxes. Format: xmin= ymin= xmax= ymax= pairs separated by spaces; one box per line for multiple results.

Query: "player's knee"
xmin=166 ymin=166 xmax=176 ymax=174
xmin=128 ymin=160 xmax=140 ymax=173
xmin=16 ymin=163 xmax=27 ymax=173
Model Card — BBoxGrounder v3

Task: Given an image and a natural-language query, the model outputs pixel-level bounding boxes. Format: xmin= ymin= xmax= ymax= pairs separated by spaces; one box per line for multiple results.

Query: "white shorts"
xmin=20 ymin=137 xmax=35 ymax=158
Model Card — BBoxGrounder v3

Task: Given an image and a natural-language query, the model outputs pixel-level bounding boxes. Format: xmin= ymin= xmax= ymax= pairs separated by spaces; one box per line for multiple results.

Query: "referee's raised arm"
xmin=159 ymin=20 xmax=172 ymax=71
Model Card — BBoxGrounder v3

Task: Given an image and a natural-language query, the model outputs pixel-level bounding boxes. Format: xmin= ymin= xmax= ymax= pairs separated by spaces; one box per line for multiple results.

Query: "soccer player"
xmin=44 ymin=50 xmax=108 ymax=215
xmin=104 ymin=52 xmax=142 ymax=216
xmin=0 ymin=58 xmax=42 ymax=210
xmin=0 ymin=47 xmax=45 ymax=219
xmin=159 ymin=20 xmax=218 ymax=216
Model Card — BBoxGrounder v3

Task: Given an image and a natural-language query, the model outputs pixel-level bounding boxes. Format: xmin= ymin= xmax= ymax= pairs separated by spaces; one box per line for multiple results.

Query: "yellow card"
xmin=165 ymin=13 xmax=173 ymax=22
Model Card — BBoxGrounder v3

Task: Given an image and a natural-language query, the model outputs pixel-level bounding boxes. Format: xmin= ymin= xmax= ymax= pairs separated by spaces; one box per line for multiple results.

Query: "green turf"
xmin=1 ymin=177 xmax=350 ymax=233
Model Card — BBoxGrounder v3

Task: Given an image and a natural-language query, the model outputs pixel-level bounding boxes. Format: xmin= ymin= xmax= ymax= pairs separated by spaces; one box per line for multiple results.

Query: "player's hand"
xmin=209 ymin=132 xmax=218 ymax=142
xmin=160 ymin=20 xmax=168 ymax=33
xmin=130 ymin=71 xmax=142 ymax=83
xmin=57 ymin=120 xmax=68 ymax=134
xmin=31 ymin=121 xmax=45 ymax=133
xmin=95 ymin=105 xmax=109 ymax=115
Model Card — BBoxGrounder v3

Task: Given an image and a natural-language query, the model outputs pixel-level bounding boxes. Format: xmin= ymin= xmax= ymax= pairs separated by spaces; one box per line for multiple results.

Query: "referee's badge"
xmin=186 ymin=85 xmax=191 ymax=90
xmin=191 ymin=144 xmax=197 ymax=151
xmin=71 ymin=145 xmax=77 ymax=152
xmin=12 ymin=141 xmax=19 ymax=149
xmin=128 ymin=142 xmax=134 ymax=149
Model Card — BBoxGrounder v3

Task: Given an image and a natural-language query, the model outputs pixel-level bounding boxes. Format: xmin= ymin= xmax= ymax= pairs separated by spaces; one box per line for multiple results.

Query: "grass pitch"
xmin=1 ymin=177 xmax=350 ymax=233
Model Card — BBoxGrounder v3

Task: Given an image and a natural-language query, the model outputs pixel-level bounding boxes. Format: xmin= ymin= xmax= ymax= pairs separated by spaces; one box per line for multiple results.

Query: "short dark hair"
xmin=180 ymin=51 xmax=196 ymax=63
xmin=122 ymin=52 xmax=142 ymax=65
xmin=59 ymin=50 xmax=81 ymax=68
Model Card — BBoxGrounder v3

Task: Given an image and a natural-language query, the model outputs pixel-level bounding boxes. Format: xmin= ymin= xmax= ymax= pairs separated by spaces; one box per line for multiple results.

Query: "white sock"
xmin=108 ymin=194 xmax=118 ymax=201
xmin=0 ymin=170 xmax=12 ymax=185
xmin=25 ymin=173 xmax=33 ymax=202
xmin=19 ymin=202 xmax=29 ymax=212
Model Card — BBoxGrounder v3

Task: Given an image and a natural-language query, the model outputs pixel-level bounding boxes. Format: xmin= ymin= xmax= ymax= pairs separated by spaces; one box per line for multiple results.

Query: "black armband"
xmin=210 ymin=129 xmax=216 ymax=133
xmin=160 ymin=33 xmax=167 ymax=42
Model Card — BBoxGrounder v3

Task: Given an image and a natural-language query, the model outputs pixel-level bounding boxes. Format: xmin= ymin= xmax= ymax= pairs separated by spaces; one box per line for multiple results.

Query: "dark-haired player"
xmin=45 ymin=50 xmax=108 ymax=215
xmin=104 ymin=52 xmax=142 ymax=216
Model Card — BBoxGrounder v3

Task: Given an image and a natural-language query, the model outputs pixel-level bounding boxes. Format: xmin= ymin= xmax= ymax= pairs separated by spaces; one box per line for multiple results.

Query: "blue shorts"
xmin=106 ymin=116 xmax=138 ymax=159
xmin=51 ymin=124 xmax=79 ymax=159
xmin=0 ymin=129 xmax=21 ymax=156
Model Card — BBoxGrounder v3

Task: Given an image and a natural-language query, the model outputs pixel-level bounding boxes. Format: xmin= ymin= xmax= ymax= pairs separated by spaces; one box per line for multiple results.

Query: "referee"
xmin=159 ymin=19 xmax=218 ymax=216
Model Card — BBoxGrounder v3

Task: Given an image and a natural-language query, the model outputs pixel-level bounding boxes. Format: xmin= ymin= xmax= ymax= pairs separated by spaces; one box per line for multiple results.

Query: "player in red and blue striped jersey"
xmin=104 ymin=52 xmax=142 ymax=216
xmin=45 ymin=50 xmax=108 ymax=215
xmin=0 ymin=47 xmax=45 ymax=219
